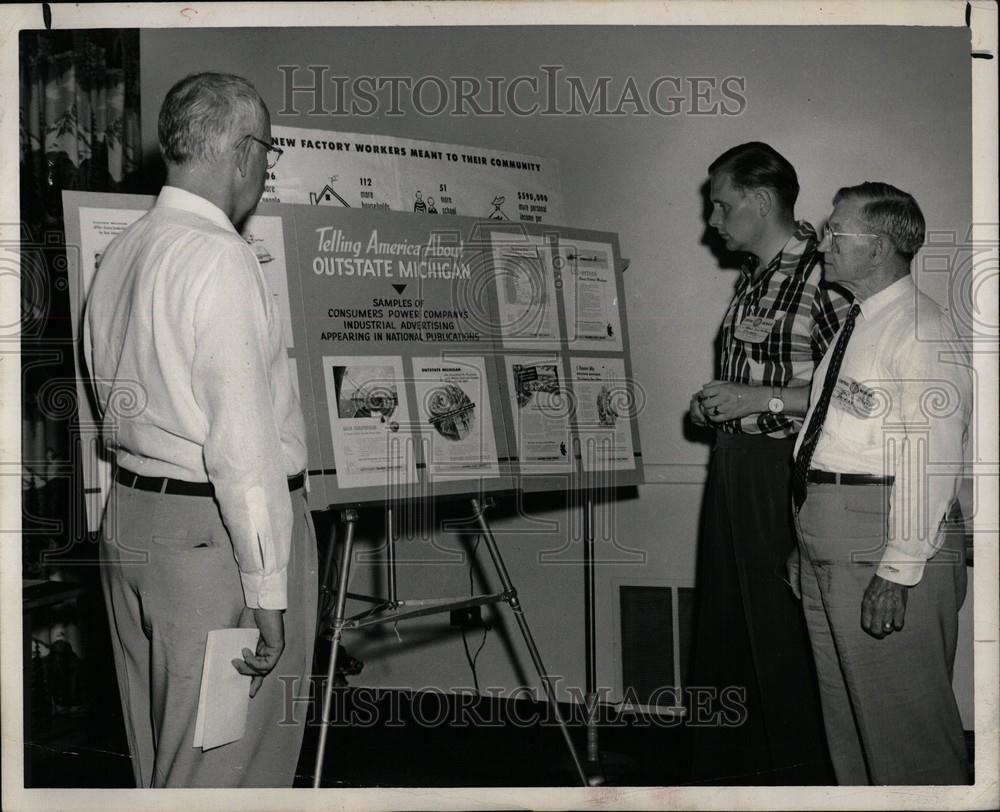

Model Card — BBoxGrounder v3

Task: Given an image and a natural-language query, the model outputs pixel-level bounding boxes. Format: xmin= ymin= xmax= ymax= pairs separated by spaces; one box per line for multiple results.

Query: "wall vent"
xmin=619 ymin=584 xmax=695 ymax=705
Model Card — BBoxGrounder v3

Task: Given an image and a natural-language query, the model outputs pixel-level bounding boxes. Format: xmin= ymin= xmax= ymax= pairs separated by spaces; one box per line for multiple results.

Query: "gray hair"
xmin=158 ymin=73 xmax=267 ymax=166
xmin=833 ymin=182 xmax=926 ymax=261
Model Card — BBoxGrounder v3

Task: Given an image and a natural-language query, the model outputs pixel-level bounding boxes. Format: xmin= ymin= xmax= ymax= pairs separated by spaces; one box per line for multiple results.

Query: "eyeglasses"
xmin=237 ymin=134 xmax=283 ymax=169
xmin=820 ymin=223 xmax=881 ymax=249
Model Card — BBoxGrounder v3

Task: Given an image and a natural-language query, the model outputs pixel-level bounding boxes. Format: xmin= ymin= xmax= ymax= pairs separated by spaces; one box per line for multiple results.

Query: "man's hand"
xmin=699 ymin=380 xmax=763 ymax=422
xmin=861 ymin=574 xmax=908 ymax=639
xmin=785 ymin=548 xmax=801 ymax=600
xmin=233 ymin=606 xmax=285 ymax=697
xmin=689 ymin=392 xmax=708 ymax=427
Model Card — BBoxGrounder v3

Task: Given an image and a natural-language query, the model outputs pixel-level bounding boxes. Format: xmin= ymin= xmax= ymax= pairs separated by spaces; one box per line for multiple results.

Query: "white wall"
xmin=140 ymin=26 xmax=973 ymax=719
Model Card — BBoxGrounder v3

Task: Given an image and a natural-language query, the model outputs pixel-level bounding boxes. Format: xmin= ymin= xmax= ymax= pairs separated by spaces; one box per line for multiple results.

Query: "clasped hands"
xmin=689 ymin=380 xmax=760 ymax=426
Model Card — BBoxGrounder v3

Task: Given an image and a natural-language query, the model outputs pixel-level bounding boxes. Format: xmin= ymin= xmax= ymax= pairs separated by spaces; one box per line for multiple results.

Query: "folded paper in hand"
xmin=193 ymin=627 xmax=260 ymax=751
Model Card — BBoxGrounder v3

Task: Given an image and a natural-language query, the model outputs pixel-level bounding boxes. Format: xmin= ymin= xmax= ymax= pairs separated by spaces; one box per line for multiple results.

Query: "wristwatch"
xmin=767 ymin=385 xmax=785 ymax=414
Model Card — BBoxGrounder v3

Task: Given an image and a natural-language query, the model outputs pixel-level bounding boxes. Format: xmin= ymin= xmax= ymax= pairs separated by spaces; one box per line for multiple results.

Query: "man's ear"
xmin=234 ymin=137 xmax=251 ymax=178
xmin=752 ymin=187 xmax=774 ymax=218
xmin=871 ymin=234 xmax=893 ymax=266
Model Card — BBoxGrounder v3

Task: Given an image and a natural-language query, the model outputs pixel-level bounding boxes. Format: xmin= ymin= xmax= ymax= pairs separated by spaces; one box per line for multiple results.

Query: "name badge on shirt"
xmin=733 ymin=315 xmax=776 ymax=344
xmin=831 ymin=376 xmax=878 ymax=418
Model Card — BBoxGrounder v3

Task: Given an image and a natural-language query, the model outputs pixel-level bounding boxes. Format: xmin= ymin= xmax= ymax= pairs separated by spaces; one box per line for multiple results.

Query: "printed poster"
xmin=241 ymin=214 xmax=295 ymax=349
xmin=77 ymin=207 xmax=147 ymax=295
xmin=411 ymin=356 xmax=500 ymax=482
xmin=504 ymin=355 xmax=574 ymax=474
xmin=74 ymin=206 xmax=148 ymax=527
xmin=555 ymin=238 xmax=623 ymax=351
xmin=267 ymin=125 xmax=564 ymax=224
xmin=490 ymin=233 xmax=562 ymax=350
xmin=77 ymin=206 xmax=296 ymax=348
xmin=571 ymin=356 xmax=636 ymax=472
xmin=321 ymin=356 xmax=418 ymax=488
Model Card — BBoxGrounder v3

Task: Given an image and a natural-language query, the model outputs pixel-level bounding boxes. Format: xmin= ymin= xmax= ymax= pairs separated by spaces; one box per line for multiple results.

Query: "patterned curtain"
xmin=20 ymin=29 xmax=143 ymax=231
xmin=20 ymin=30 xmax=142 ymax=577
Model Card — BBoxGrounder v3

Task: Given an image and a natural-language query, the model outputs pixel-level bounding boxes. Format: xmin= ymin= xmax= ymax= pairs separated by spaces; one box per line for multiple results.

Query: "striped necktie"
xmin=792 ymin=302 xmax=862 ymax=509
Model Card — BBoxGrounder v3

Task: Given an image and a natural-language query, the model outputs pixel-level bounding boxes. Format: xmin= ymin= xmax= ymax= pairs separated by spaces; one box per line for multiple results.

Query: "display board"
xmin=64 ymin=192 xmax=643 ymax=525
xmin=63 ymin=194 xmax=157 ymax=531
xmin=265 ymin=125 xmax=565 ymax=224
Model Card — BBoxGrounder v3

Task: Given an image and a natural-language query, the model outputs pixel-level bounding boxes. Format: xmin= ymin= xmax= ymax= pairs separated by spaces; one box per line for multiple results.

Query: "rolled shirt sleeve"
xmin=191 ymin=243 xmax=292 ymax=609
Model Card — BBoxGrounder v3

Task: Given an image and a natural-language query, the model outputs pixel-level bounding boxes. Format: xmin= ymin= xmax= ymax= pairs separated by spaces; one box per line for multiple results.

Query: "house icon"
xmin=309 ymin=184 xmax=351 ymax=207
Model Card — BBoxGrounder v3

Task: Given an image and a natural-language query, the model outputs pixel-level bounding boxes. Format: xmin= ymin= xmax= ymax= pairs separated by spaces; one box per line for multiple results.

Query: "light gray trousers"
xmin=100 ymin=481 xmax=318 ymax=788
xmin=795 ymin=483 xmax=968 ymax=785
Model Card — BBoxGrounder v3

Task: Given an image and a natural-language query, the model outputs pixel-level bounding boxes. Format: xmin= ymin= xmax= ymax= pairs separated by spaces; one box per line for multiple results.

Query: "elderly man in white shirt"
xmin=85 ymin=72 xmax=317 ymax=788
xmin=789 ymin=182 xmax=971 ymax=785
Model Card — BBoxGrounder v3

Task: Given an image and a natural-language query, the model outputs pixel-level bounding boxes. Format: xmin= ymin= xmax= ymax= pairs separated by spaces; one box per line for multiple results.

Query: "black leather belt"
xmin=807 ymin=470 xmax=893 ymax=486
xmin=115 ymin=467 xmax=305 ymax=496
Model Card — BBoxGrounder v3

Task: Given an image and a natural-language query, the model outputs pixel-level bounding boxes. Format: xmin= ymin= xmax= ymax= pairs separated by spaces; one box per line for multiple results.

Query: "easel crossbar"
xmin=343 ymin=593 xmax=507 ymax=629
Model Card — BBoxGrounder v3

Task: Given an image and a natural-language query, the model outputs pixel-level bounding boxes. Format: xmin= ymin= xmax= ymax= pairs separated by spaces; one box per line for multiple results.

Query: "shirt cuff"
xmin=240 ymin=568 xmax=289 ymax=610
xmin=876 ymin=547 xmax=927 ymax=586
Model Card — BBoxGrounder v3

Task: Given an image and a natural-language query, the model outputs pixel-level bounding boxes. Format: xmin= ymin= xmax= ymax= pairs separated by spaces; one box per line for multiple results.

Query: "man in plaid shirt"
xmin=687 ymin=142 xmax=850 ymax=785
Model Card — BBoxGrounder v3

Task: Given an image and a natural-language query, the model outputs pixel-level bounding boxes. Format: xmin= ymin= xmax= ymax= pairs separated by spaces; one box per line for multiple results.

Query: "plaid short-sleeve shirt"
xmin=718 ymin=221 xmax=851 ymax=437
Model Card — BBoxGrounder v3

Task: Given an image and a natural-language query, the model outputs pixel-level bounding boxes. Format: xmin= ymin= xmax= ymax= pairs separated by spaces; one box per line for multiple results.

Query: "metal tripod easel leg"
xmin=583 ymin=493 xmax=604 ymax=784
xmin=470 ymin=497 xmax=589 ymax=786
xmin=311 ymin=507 xmax=357 ymax=789
xmin=311 ymin=499 xmax=588 ymax=787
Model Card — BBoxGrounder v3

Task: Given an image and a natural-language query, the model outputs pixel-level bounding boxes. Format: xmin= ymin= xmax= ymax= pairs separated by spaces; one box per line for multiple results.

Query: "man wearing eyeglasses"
xmin=791 ymin=183 xmax=971 ymax=784
xmin=687 ymin=142 xmax=850 ymax=785
xmin=85 ymin=72 xmax=316 ymax=787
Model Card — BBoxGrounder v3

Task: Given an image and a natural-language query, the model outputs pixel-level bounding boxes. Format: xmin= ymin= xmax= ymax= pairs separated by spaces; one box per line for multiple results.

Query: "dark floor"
xmin=24 ymin=551 xmax=697 ymax=789
xmin=300 ymin=689 xmax=696 ymax=788
xmin=26 ymin=684 xmax=694 ymax=788
xmin=24 ymin=550 xmax=696 ymax=788
xmin=25 ymin=681 xmax=976 ymax=789
xmin=24 ymin=587 xmax=976 ymax=789
xmin=23 ymin=568 xmax=975 ymax=789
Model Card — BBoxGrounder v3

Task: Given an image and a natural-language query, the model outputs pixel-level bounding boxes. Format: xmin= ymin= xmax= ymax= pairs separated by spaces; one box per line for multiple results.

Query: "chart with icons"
xmin=266 ymin=125 xmax=565 ymax=224
xmin=64 ymin=192 xmax=642 ymax=516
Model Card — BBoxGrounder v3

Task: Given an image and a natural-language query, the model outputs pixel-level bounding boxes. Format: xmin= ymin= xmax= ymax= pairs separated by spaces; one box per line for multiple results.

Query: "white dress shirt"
xmin=794 ymin=275 xmax=972 ymax=586
xmin=84 ymin=186 xmax=307 ymax=609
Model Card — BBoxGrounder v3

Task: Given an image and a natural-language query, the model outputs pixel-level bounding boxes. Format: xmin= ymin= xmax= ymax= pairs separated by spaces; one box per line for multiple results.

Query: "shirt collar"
xmin=742 ymin=220 xmax=817 ymax=279
xmin=155 ymin=186 xmax=237 ymax=234
xmin=857 ymin=275 xmax=913 ymax=320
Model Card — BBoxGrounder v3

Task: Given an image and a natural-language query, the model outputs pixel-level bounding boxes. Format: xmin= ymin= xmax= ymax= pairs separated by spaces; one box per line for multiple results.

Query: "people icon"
xmin=413 ymin=190 xmax=427 ymax=213
xmin=488 ymin=195 xmax=509 ymax=220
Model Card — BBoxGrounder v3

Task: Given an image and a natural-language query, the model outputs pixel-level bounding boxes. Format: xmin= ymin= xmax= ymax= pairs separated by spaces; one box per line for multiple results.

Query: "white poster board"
xmin=266 ymin=125 xmax=565 ymax=224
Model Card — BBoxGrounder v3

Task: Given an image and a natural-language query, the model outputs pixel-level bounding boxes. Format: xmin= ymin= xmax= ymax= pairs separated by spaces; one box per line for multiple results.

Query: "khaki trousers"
xmin=795 ymin=483 xmax=968 ymax=785
xmin=100 ymin=481 xmax=318 ymax=787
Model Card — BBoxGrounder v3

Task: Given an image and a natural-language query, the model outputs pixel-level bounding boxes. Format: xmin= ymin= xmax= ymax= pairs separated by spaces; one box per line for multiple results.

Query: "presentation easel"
xmin=312 ymin=496 xmax=589 ymax=787
xmin=62 ymin=193 xmax=642 ymax=790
